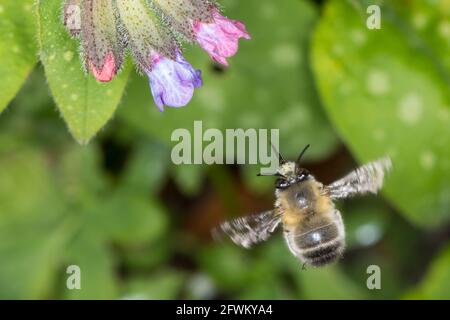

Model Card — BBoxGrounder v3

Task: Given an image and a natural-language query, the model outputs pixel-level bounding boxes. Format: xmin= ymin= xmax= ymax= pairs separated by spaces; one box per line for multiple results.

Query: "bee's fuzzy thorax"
xmin=278 ymin=161 xmax=296 ymax=178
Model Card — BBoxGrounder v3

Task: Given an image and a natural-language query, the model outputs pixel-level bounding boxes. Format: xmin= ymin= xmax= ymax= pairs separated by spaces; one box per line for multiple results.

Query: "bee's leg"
xmin=301 ymin=262 xmax=307 ymax=271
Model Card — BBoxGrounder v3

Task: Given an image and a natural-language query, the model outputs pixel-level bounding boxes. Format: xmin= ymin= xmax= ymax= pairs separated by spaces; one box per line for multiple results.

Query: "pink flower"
xmin=89 ymin=52 xmax=116 ymax=82
xmin=193 ymin=10 xmax=251 ymax=66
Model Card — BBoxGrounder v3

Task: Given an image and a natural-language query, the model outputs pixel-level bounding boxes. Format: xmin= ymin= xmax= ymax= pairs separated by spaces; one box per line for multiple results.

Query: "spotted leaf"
xmin=312 ymin=0 xmax=450 ymax=226
xmin=38 ymin=0 xmax=131 ymax=144
xmin=0 ymin=0 xmax=37 ymax=113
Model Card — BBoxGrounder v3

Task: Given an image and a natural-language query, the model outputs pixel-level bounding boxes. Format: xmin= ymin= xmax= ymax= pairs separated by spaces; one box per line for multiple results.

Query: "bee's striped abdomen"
xmin=284 ymin=210 xmax=345 ymax=267
xmin=299 ymin=237 xmax=344 ymax=266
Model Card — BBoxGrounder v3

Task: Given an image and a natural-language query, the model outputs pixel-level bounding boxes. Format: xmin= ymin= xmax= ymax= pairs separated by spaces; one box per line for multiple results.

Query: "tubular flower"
xmin=89 ymin=51 xmax=116 ymax=82
xmin=192 ymin=9 xmax=251 ymax=66
xmin=81 ymin=0 xmax=123 ymax=82
xmin=62 ymin=0 xmax=250 ymax=110
xmin=147 ymin=52 xmax=202 ymax=111
xmin=152 ymin=0 xmax=250 ymax=66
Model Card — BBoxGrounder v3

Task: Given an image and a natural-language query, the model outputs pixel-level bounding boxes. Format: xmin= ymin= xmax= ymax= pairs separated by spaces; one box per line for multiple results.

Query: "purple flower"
xmin=146 ymin=52 xmax=203 ymax=111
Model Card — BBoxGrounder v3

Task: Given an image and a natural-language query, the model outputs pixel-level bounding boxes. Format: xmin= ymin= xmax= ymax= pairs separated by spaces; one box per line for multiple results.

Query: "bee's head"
xmin=276 ymin=162 xmax=311 ymax=189
xmin=258 ymin=144 xmax=312 ymax=190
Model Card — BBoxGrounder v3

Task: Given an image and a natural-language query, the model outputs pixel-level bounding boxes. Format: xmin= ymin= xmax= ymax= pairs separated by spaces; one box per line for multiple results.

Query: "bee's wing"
xmin=212 ymin=210 xmax=282 ymax=249
xmin=325 ymin=157 xmax=392 ymax=200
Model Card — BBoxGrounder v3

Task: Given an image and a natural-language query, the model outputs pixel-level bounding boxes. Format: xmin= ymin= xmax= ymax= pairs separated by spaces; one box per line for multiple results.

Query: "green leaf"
xmin=0 ymin=0 xmax=37 ymax=113
xmin=241 ymin=164 xmax=276 ymax=194
xmin=198 ymin=244 xmax=252 ymax=291
xmin=120 ymin=238 xmax=173 ymax=271
xmin=123 ymin=270 xmax=186 ymax=300
xmin=0 ymin=221 xmax=71 ymax=299
xmin=0 ymin=144 xmax=71 ymax=299
xmin=295 ymin=265 xmax=368 ymax=300
xmin=342 ymin=199 xmax=390 ymax=249
xmin=170 ymin=164 xmax=205 ymax=196
xmin=100 ymin=193 xmax=169 ymax=246
xmin=0 ymin=146 xmax=57 ymax=225
xmin=238 ymin=279 xmax=293 ymax=300
xmin=404 ymin=244 xmax=450 ymax=299
xmin=312 ymin=0 xmax=450 ymax=227
xmin=37 ymin=0 xmax=131 ymax=144
xmin=118 ymin=0 xmax=337 ymax=160
xmin=63 ymin=230 xmax=118 ymax=299
xmin=121 ymin=142 xmax=169 ymax=193
xmin=8 ymin=66 xmax=54 ymax=114
xmin=55 ymin=144 xmax=109 ymax=200
xmin=237 ymin=257 xmax=291 ymax=299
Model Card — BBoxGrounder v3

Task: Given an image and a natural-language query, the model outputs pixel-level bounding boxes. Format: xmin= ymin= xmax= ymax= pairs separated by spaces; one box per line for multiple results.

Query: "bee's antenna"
xmin=257 ymin=172 xmax=285 ymax=177
xmin=271 ymin=142 xmax=285 ymax=164
xmin=297 ymin=144 xmax=310 ymax=164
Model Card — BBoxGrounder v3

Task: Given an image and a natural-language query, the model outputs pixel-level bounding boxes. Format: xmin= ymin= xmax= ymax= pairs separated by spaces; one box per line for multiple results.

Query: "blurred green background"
xmin=0 ymin=0 xmax=449 ymax=299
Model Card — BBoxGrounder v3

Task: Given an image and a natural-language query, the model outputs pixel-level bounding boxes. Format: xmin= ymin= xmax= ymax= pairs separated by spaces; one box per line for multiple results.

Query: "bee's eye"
xmin=275 ymin=178 xmax=289 ymax=189
xmin=296 ymin=170 xmax=310 ymax=182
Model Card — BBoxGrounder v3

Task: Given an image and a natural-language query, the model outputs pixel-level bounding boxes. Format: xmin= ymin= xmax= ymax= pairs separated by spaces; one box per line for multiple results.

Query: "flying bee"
xmin=213 ymin=145 xmax=392 ymax=267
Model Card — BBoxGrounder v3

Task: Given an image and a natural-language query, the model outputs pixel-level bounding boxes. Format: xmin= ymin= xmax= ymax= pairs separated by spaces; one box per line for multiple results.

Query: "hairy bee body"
xmin=276 ymin=179 xmax=345 ymax=266
xmin=213 ymin=145 xmax=391 ymax=268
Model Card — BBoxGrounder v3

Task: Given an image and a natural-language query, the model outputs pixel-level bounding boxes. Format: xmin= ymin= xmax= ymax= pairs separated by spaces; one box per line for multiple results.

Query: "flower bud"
xmin=151 ymin=0 xmax=215 ymax=40
xmin=81 ymin=0 xmax=124 ymax=82
xmin=64 ymin=0 xmax=82 ymax=37
xmin=116 ymin=0 xmax=178 ymax=72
